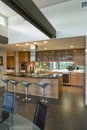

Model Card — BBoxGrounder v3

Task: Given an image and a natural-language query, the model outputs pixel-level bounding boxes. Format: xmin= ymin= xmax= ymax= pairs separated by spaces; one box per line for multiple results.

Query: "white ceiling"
xmin=33 ymin=0 xmax=71 ymax=8
xmin=0 ymin=0 xmax=86 ymax=51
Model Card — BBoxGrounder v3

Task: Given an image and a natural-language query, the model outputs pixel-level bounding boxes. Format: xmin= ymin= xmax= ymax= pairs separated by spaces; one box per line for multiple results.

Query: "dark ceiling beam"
xmin=1 ymin=0 xmax=56 ymax=38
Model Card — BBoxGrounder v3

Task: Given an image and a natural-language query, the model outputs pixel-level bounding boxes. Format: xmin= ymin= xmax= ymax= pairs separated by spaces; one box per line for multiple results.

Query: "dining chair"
xmin=0 ymin=92 xmax=16 ymax=123
xmin=33 ymin=101 xmax=48 ymax=130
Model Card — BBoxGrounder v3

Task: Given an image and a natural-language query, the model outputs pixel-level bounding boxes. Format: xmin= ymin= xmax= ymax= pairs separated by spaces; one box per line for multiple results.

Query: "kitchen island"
xmin=4 ymin=73 xmax=63 ymax=99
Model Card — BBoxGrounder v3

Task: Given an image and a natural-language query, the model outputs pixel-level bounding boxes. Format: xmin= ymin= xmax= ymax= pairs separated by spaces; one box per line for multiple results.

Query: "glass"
xmin=0 ymin=113 xmax=41 ymax=130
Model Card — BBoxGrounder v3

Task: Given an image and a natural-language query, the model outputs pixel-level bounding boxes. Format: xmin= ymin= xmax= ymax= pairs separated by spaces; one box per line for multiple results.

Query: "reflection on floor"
xmin=0 ymin=86 xmax=87 ymax=130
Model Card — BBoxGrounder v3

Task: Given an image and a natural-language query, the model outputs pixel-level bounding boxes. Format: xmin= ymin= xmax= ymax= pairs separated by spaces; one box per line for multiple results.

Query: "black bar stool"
xmin=21 ymin=82 xmax=31 ymax=102
xmin=1 ymin=78 xmax=9 ymax=92
xmin=38 ymin=82 xmax=49 ymax=103
xmin=10 ymin=80 xmax=19 ymax=98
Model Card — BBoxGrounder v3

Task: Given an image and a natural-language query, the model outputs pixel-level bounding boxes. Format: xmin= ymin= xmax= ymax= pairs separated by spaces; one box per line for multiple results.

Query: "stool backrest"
xmin=33 ymin=101 xmax=48 ymax=130
xmin=2 ymin=92 xmax=16 ymax=113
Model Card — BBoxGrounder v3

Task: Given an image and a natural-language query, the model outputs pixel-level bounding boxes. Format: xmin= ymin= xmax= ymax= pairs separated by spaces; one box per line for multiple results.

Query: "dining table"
xmin=0 ymin=113 xmax=41 ymax=130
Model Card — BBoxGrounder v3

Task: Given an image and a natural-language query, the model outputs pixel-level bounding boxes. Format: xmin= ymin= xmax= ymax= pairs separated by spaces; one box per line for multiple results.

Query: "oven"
xmin=62 ymin=72 xmax=71 ymax=85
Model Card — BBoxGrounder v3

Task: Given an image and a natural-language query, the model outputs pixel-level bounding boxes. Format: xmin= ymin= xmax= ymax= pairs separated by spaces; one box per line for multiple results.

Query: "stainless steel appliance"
xmin=62 ymin=72 xmax=71 ymax=85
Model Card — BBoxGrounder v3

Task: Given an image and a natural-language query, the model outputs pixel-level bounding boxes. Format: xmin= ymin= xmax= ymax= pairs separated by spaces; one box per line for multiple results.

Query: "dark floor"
xmin=0 ymin=86 xmax=87 ymax=130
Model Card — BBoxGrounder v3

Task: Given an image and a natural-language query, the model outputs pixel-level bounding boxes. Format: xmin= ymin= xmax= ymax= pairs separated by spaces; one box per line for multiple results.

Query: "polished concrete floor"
xmin=0 ymin=86 xmax=87 ymax=130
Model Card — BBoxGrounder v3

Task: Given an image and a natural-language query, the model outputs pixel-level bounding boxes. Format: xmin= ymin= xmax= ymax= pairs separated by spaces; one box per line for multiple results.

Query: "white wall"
xmin=85 ymin=36 xmax=87 ymax=106
xmin=0 ymin=49 xmax=7 ymax=87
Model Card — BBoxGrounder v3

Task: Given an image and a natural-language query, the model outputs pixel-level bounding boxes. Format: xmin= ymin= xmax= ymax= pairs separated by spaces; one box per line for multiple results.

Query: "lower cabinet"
xmin=70 ymin=72 xmax=85 ymax=87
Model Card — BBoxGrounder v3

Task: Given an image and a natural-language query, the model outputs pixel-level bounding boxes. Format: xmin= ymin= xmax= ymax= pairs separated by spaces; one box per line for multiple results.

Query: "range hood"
xmin=0 ymin=35 xmax=8 ymax=44
xmin=30 ymin=45 xmax=37 ymax=62
xmin=1 ymin=0 xmax=56 ymax=38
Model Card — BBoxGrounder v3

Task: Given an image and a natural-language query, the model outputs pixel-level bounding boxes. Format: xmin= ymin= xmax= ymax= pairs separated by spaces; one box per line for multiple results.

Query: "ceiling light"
xmin=33 ymin=42 xmax=37 ymax=45
xmin=44 ymin=41 xmax=48 ymax=43
xmin=70 ymin=45 xmax=74 ymax=48
xmin=16 ymin=44 xmax=20 ymax=46
xmin=44 ymin=47 xmax=47 ymax=50
xmin=25 ymin=43 xmax=29 ymax=45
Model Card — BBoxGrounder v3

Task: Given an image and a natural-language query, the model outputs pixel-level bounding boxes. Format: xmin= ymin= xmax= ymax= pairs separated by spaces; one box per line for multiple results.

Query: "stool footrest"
xmin=22 ymin=97 xmax=31 ymax=102
xmin=40 ymin=99 xmax=48 ymax=104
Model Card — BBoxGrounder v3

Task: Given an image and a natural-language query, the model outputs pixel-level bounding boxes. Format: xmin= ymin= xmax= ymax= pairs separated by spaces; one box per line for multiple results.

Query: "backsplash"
xmin=35 ymin=62 xmax=85 ymax=70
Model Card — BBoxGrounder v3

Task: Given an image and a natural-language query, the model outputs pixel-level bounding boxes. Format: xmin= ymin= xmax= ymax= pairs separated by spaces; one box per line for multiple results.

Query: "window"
xmin=0 ymin=14 xmax=7 ymax=26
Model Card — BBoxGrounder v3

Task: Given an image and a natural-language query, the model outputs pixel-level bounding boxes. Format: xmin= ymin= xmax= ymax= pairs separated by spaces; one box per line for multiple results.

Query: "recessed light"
xmin=16 ymin=44 xmax=20 ymax=46
xmin=33 ymin=42 xmax=37 ymax=45
xmin=44 ymin=47 xmax=47 ymax=50
xmin=44 ymin=41 xmax=48 ymax=43
xmin=25 ymin=43 xmax=29 ymax=45
xmin=70 ymin=45 xmax=74 ymax=48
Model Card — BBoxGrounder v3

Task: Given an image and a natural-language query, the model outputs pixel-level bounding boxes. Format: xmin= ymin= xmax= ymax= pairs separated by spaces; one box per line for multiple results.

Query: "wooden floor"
xmin=0 ymin=86 xmax=87 ymax=130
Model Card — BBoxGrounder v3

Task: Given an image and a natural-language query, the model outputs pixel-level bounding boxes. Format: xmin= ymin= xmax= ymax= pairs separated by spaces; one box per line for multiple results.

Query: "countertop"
xmin=50 ymin=69 xmax=85 ymax=73
xmin=5 ymin=72 xmax=63 ymax=79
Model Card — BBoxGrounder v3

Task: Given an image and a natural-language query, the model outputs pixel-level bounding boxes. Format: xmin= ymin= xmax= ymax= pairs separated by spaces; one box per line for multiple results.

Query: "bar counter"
xmin=4 ymin=73 xmax=63 ymax=99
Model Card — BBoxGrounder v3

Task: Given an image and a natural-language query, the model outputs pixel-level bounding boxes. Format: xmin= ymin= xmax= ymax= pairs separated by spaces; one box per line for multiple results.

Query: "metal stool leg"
xmin=13 ymin=84 xmax=19 ymax=98
xmin=22 ymin=84 xmax=31 ymax=102
xmin=41 ymin=87 xmax=48 ymax=103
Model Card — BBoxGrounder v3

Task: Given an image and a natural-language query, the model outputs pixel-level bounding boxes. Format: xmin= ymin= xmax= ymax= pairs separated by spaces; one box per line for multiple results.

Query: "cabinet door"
xmin=67 ymin=50 xmax=73 ymax=60
xmin=36 ymin=52 xmax=41 ymax=61
xmin=73 ymin=49 xmax=85 ymax=65
xmin=42 ymin=51 xmax=47 ymax=61
xmin=48 ymin=51 xmax=53 ymax=61
xmin=79 ymin=50 xmax=85 ymax=65
xmin=53 ymin=51 xmax=59 ymax=60
xmin=19 ymin=52 xmax=29 ymax=62
xmin=71 ymin=73 xmax=85 ymax=87
xmin=59 ymin=50 xmax=66 ymax=60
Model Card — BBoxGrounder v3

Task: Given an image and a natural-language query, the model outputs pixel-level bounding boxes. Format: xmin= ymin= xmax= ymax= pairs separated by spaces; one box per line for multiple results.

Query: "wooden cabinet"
xmin=70 ymin=72 xmax=85 ymax=87
xmin=67 ymin=50 xmax=73 ymax=60
xmin=36 ymin=49 xmax=85 ymax=65
xmin=47 ymin=51 xmax=53 ymax=61
xmin=53 ymin=51 xmax=59 ymax=60
xmin=7 ymin=56 xmax=15 ymax=69
xmin=42 ymin=51 xmax=47 ymax=61
xmin=19 ymin=52 xmax=30 ymax=62
xmin=73 ymin=49 xmax=85 ymax=65
xmin=36 ymin=51 xmax=41 ymax=61
xmin=59 ymin=50 xmax=66 ymax=60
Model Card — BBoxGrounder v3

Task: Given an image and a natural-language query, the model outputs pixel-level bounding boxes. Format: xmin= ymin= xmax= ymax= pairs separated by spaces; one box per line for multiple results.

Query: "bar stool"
xmin=10 ymin=80 xmax=19 ymax=98
xmin=21 ymin=82 xmax=31 ymax=102
xmin=38 ymin=82 xmax=49 ymax=103
xmin=1 ymin=78 xmax=9 ymax=92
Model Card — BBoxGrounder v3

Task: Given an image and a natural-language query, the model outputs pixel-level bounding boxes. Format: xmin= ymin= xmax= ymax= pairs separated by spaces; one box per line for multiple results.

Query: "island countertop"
xmin=4 ymin=73 xmax=63 ymax=99
xmin=4 ymin=72 xmax=63 ymax=79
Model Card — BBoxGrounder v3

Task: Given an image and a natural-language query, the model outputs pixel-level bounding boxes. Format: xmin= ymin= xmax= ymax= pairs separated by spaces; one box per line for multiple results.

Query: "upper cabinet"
xmin=73 ymin=49 xmax=85 ymax=65
xmin=36 ymin=49 xmax=85 ymax=65
xmin=19 ymin=52 xmax=30 ymax=62
xmin=53 ymin=51 xmax=59 ymax=61
xmin=47 ymin=51 xmax=53 ymax=61
xmin=67 ymin=50 xmax=73 ymax=61
xmin=59 ymin=50 xmax=67 ymax=60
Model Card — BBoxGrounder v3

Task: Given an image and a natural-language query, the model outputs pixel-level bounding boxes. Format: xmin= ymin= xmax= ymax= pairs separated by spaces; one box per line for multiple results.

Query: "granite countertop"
xmin=5 ymin=73 xmax=63 ymax=79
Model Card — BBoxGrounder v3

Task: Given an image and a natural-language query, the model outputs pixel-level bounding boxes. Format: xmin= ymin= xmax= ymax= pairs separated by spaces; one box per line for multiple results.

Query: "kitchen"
xmin=6 ymin=36 xmax=85 ymax=88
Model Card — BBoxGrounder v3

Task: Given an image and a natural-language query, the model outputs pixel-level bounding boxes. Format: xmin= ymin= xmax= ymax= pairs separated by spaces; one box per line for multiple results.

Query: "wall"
xmin=0 ymin=49 xmax=7 ymax=87
xmin=85 ymin=37 xmax=87 ymax=106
